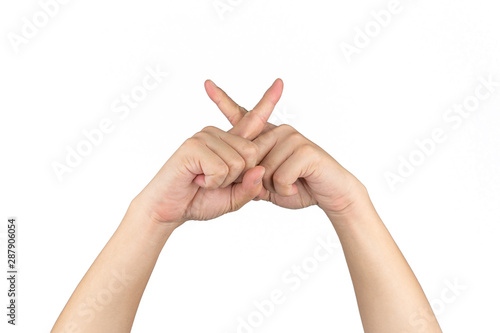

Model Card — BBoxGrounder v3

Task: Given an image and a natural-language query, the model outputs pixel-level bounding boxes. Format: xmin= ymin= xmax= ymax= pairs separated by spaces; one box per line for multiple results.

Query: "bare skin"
xmin=206 ymin=79 xmax=442 ymax=332
xmin=52 ymin=79 xmax=441 ymax=333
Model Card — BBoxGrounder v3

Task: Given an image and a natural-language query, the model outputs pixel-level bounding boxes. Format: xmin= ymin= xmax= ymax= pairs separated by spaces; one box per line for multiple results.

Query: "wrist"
xmin=322 ymin=183 xmax=378 ymax=228
xmin=131 ymin=190 xmax=185 ymax=225
xmin=123 ymin=198 xmax=182 ymax=248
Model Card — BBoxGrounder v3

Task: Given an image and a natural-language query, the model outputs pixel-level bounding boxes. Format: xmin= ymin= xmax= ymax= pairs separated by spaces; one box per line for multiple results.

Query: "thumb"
xmin=230 ymin=166 xmax=265 ymax=212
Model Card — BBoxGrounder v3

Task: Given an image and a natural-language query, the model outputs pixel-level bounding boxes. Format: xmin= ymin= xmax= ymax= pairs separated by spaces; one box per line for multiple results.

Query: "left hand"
xmin=205 ymin=79 xmax=367 ymax=217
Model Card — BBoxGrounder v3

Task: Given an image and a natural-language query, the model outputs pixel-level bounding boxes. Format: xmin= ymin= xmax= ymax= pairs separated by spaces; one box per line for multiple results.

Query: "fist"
xmin=134 ymin=126 xmax=265 ymax=226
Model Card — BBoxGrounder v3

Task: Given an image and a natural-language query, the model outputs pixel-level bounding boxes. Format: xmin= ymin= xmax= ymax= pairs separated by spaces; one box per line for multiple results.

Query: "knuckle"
xmin=217 ymin=162 xmax=230 ymax=176
xmin=297 ymin=143 xmax=317 ymax=156
xmin=184 ymin=137 xmax=202 ymax=148
xmin=207 ymin=167 xmax=228 ymax=189
xmin=273 ymin=171 xmax=287 ymax=186
xmin=278 ymin=124 xmax=295 ymax=133
xmin=201 ymin=125 xmax=218 ymax=133
xmin=192 ymin=131 xmax=210 ymax=141
xmin=288 ymin=132 xmax=304 ymax=144
xmin=241 ymin=142 xmax=259 ymax=165
xmin=229 ymin=156 xmax=246 ymax=172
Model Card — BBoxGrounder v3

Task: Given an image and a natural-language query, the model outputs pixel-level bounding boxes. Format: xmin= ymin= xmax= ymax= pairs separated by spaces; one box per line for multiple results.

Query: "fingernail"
xmin=254 ymin=169 xmax=265 ymax=185
xmin=208 ymin=80 xmax=217 ymax=87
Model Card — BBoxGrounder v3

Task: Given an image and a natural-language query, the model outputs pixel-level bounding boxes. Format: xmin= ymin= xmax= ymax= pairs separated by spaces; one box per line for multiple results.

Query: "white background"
xmin=1 ymin=0 xmax=499 ymax=332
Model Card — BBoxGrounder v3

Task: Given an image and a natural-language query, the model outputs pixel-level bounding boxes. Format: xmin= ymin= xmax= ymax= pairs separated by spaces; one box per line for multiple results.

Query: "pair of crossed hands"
xmin=135 ymin=79 xmax=366 ymax=226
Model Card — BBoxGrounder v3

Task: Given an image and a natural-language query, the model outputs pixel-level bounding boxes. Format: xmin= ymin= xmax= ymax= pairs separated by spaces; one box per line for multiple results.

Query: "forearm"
xmin=326 ymin=189 xmax=441 ymax=333
xmin=52 ymin=199 xmax=177 ymax=333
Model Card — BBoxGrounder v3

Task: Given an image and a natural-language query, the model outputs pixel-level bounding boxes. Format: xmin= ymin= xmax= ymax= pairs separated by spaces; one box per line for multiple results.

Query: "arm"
xmin=53 ymin=79 xmax=284 ymax=333
xmin=51 ymin=203 xmax=177 ymax=332
xmin=326 ymin=187 xmax=442 ymax=332
xmin=52 ymin=125 xmax=268 ymax=332
xmin=255 ymin=126 xmax=440 ymax=332
xmin=206 ymin=79 xmax=442 ymax=332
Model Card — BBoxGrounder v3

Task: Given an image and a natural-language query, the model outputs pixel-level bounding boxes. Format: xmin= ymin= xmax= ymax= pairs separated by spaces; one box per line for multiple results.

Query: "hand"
xmin=133 ymin=80 xmax=287 ymax=226
xmin=133 ymin=126 xmax=265 ymax=226
xmin=205 ymin=79 xmax=368 ymax=217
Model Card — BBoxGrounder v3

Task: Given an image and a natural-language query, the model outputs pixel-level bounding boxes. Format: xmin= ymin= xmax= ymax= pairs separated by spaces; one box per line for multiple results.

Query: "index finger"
xmin=229 ymin=78 xmax=283 ymax=140
xmin=205 ymin=80 xmax=246 ymax=126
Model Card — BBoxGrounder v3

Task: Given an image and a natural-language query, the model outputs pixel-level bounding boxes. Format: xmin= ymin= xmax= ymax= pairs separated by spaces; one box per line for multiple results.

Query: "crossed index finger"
xmin=228 ymin=78 xmax=283 ymax=140
xmin=205 ymin=80 xmax=246 ymax=126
